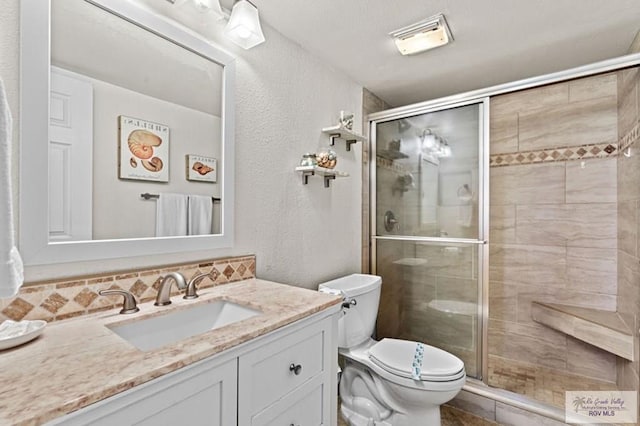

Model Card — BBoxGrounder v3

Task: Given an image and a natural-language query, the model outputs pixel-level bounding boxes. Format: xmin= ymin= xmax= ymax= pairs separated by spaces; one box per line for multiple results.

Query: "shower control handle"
xmin=342 ymin=299 xmax=357 ymax=309
xmin=289 ymin=363 xmax=302 ymax=375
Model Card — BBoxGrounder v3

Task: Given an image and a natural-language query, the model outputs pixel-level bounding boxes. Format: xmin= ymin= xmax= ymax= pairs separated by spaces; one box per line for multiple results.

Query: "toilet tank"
xmin=318 ymin=274 xmax=382 ymax=348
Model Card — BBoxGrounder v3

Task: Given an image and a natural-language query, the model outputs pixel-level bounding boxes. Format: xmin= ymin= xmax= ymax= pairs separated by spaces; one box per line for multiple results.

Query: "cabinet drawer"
xmin=239 ymin=317 xmax=329 ymax=416
xmin=252 ymin=375 xmax=325 ymax=426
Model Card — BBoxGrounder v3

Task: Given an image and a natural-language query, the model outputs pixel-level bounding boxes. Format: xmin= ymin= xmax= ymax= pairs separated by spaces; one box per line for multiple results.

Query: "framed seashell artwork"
xmin=118 ymin=115 xmax=170 ymax=182
xmin=186 ymin=154 xmax=218 ymax=183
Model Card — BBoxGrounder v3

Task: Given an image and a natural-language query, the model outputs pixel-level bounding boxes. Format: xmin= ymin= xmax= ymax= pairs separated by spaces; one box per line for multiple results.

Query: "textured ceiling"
xmin=250 ymin=0 xmax=640 ymax=107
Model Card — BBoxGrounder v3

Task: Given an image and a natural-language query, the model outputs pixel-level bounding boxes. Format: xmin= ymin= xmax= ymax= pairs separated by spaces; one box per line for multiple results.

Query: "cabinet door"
xmin=47 ymin=358 xmax=237 ymax=426
xmin=252 ymin=375 xmax=325 ymax=426
xmin=238 ymin=316 xmax=334 ymax=425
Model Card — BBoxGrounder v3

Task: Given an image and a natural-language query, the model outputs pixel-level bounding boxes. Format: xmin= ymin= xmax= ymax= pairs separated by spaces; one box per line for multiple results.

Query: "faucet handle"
xmin=184 ymin=272 xmax=210 ymax=300
xmin=99 ymin=289 xmax=140 ymax=314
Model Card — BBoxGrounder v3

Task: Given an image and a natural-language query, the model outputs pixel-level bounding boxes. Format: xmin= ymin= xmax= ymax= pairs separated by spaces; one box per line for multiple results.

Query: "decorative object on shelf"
xmin=338 ymin=110 xmax=354 ymax=130
xmin=299 ymin=153 xmax=317 ymax=167
xmin=295 ymin=165 xmax=349 ymax=188
xmin=186 ymin=154 xmax=217 ymax=183
xmin=321 ymin=125 xmax=366 ymax=151
xmin=118 ymin=116 xmax=169 ymax=182
xmin=378 ymin=138 xmax=409 ymax=161
xmin=316 ymin=146 xmax=337 ymax=169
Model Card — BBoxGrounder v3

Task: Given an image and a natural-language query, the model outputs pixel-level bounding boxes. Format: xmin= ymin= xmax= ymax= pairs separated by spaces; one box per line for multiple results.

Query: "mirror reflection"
xmin=375 ymin=104 xmax=480 ymax=239
xmin=49 ymin=0 xmax=224 ymax=242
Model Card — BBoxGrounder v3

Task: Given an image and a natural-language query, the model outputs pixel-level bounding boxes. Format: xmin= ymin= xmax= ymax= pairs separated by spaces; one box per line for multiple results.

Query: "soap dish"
xmin=0 ymin=320 xmax=46 ymax=351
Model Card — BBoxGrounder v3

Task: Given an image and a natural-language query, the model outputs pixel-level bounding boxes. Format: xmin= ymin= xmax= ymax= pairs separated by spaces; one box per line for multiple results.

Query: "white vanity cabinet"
xmin=46 ymin=356 xmax=238 ymax=426
xmin=46 ymin=308 xmax=338 ymax=426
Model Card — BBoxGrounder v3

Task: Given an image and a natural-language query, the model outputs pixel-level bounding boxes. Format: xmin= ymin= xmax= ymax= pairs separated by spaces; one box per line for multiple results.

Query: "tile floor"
xmin=337 ymin=404 xmax=496 ymax=425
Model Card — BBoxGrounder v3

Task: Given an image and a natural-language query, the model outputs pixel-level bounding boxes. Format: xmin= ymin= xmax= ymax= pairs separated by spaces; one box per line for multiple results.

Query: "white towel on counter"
xmin=155 ymin=193 xmax=188 ymax=237
xmin=188 ymin=195 xmax=213 ymax=235
xmin=0 ymin=78 xmax=24 ymax=298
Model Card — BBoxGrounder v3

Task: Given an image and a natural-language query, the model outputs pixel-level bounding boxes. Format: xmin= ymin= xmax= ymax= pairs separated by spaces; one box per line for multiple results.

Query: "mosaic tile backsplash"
xmin=0 ymin=255 xmax=256 ymax=323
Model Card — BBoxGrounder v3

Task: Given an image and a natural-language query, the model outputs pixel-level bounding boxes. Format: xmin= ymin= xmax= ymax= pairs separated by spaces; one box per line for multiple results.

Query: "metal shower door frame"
xmin=368 ymin=97 xmax=490 ymax=382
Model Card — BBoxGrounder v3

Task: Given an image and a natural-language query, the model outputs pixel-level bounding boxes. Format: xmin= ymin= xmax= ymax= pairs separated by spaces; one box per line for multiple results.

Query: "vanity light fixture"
xmin=390 ymin=13 xmax=453 ymax=56
xmin=193 ymin=0 xmax=224 ymax=18
xmin=166 ymin=0 xmax=266 ymax=49
xmin=224 ymin=0 xmax=265 ymax=49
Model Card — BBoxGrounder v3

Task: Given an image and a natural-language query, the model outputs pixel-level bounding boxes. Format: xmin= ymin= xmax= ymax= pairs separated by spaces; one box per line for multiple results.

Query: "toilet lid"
xmin=368 ymin=338 xmax=464 ymax=381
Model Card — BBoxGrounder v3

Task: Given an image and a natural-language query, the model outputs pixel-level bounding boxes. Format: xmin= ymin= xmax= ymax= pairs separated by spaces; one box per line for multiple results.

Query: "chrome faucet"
xmin=98 ymin=289 xmax=139 ymax=314
xmin=184 ymin=272 xmax=210 ymax=300
xmin=154 ymin=272 xmax=187 ymax=306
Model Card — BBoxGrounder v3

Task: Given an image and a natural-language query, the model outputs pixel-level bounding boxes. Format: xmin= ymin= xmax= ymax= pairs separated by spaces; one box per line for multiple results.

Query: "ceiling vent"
xmin=390 ymin=13 xmax=453 ymax=56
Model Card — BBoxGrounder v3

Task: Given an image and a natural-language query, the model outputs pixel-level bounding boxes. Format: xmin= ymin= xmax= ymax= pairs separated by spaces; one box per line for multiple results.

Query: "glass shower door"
xmin=371 ymin=100 xmax=487 ymax=379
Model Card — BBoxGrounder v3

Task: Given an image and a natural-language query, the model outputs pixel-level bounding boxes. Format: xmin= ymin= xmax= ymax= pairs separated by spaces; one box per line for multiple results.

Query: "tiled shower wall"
xmin=616 ymin=66 xmax=640 ymax=404
xmin=0 ymin=255 xmax=256 ymax=323
xmin=488 ymin=72 xmax=621 ymax=406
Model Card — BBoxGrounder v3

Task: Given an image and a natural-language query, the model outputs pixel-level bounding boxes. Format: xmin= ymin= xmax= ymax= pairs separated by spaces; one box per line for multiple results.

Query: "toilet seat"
xmin=368 ymin=338 xmax=465 ymax=382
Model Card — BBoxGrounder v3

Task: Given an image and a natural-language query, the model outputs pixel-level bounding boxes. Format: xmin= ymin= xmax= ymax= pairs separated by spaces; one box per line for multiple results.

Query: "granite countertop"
xmin=0 ymin=279 xmax=341 ymax=425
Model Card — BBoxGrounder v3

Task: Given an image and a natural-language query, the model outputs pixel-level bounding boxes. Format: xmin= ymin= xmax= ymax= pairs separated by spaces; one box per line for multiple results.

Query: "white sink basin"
xmin=108 ymin=300 xmax=262 ymax=351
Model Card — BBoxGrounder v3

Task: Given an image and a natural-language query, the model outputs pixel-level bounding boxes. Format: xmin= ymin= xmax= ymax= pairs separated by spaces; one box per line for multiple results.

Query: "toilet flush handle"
xmin=342 ymin=298 xmax=357 ymax=309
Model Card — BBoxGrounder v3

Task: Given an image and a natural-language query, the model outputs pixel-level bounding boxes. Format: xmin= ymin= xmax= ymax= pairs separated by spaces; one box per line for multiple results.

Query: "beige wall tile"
xmin=516 ymin=203 xmax=617 ymax=248
xmin=618 ymin=142 xmax=640 ymax=202
xmin=566 ymin=337 xmax=617 ymax=382
xmin=565 ymin=157 xmax=617 ymax=204
xmin=496 ymin=402 xmax=569 ymax=426
xmin=436 ymin=276 xmax=478 ymax=304
xmin=618 ymin=200 xmax=638 ymax=257
xmin=489 ymin=280 xmax=518 ymax=320
xmin=491 ymin=162 xmax=565 ymax=206
xmin=517 ymin=286 xmax=617 ymax=326
xmin=491 ymin=83 xmax=568 ymax=117
xmin=489 ymin=322 xmax=567 ymax=369
xmin=490 ymin=112 xmax=518 ymax=154
xmin=490 ymin=244 xmax=566 ymax=287
xmin=490 ymin=318 xmax=567 ymax=346
xmin=490 ymin=204 xmax=517 ymax=244
xmin=448 ymin=390 xmax=497 ymax=421
xmin=566 ymin=247 xmax=617 ymax=294
xmin=569 ymin=72 xmax=617 ymax=103
xmin=617 ymin=250 xmax=640 ymax=319
xmin=617 ymin=67 xmax=639 ymax=138
xmin=617 ymin=358 xmax=639 ymax=390
xmin=519 ymin=96 xmax=618 ymax=151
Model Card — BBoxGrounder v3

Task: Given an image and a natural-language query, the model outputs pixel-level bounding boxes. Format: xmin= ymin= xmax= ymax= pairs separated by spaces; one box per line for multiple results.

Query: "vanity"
xmin=0 ymin=279 xmax=341 ymax=425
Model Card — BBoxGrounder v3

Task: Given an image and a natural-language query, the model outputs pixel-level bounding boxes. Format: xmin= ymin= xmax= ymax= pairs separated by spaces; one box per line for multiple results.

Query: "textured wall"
xmin=616 ymin=66 xmax=640 ymax=402
xmin=1 ymin=1 xmax=363 ymax=288
xmin=488 ymin=72 xmax=621 ymax=406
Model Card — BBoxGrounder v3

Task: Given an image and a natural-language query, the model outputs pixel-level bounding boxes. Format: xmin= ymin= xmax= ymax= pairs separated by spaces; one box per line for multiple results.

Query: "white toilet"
xmin=319 ymin=274 xmax=465 ymax=426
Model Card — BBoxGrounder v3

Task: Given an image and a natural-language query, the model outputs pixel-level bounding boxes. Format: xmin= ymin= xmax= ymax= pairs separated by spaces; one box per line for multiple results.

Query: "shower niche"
xmin=370 ymin=100 xmax=487 ymax=379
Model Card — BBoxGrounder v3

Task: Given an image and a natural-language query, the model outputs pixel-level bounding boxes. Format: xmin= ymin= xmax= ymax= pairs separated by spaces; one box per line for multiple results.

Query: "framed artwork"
xmin=186 ymin=154 xmax=217 ymax=183
xmin=118 ymin=115 xmax=170 ymax=182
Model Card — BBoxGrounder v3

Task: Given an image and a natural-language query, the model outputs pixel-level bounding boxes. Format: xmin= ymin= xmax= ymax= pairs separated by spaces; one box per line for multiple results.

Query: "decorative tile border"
xmin=619 ymin=121 xmax=640 ymax=153
xmin=376 ymin=156 xmax=408 ymax=174
xmin=0 ymin=255 xmax=256 ymax=323
xmin=490 ymin=142 xmax=617 ymax=167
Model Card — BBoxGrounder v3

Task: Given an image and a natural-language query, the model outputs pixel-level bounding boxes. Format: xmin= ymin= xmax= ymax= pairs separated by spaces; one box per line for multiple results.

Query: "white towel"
xmin=0 ymin=79 xmax=24 ymax=298
xmin=188 ymin=195 xmax=213 ymax=235
xmin=155 ymin=193 xmax=188 ymax=237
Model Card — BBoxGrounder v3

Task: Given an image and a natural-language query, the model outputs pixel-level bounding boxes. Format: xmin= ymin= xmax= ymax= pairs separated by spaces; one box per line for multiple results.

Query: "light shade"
xmin=224 ymin=0 xmax=265 ymax=49
xmin=390 ymin=14 xmax=453 ymax=56
xmin=194 ymin=0 xmax=224 ymax=18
